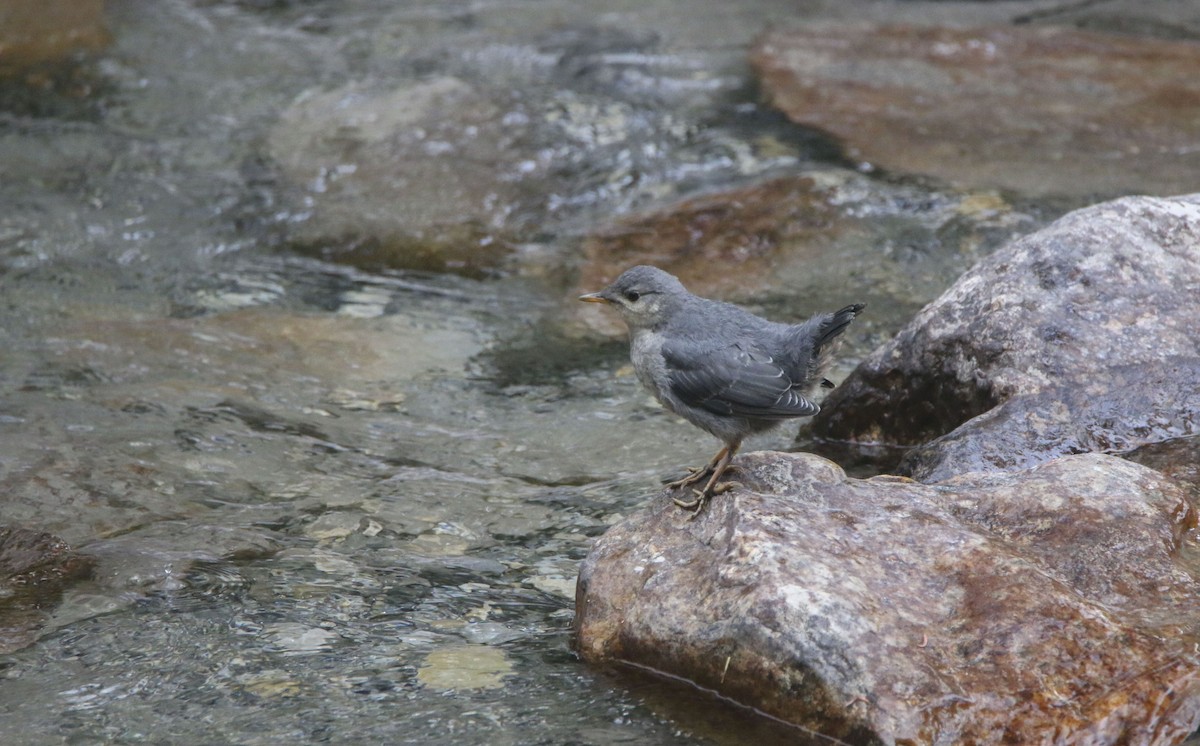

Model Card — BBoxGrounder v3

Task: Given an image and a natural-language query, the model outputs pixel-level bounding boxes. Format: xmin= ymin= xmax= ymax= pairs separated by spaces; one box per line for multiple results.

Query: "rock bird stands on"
xmin=580 ymin=266 xmax=864 ymax=512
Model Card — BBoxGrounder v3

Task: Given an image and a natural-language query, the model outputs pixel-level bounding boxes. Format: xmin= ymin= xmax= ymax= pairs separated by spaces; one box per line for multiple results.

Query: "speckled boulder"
xmin=811 ymin=194 xmax=1200 ymax=481
xmin=574 ymin=452 xmax=1200 ymax=745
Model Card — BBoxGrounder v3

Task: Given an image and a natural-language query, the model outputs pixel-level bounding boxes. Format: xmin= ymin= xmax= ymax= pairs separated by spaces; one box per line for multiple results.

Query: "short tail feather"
xmin=796 ymin=302 xmax=865 ymax=391
xmin=813 ymin=303 xmax=866 ymax=351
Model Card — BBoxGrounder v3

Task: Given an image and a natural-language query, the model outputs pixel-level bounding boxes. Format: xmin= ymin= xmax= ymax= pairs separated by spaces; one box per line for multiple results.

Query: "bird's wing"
xmin=662 ymin=339 xmax=820 ymax=419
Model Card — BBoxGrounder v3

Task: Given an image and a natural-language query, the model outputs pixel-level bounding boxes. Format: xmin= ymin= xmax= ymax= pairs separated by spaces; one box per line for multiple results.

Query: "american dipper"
xmin=580 ymin=265 xmax=864 ymax=512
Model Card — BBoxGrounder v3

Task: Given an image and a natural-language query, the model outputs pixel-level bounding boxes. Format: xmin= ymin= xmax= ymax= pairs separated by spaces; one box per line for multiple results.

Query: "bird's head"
xmin=578 ymin=265 xmax=687 ymax=331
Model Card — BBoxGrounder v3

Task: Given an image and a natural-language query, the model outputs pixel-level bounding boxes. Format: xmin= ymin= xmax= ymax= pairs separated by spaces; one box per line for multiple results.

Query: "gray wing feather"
xmin=663 ymin=340 xmax=820 ymax=419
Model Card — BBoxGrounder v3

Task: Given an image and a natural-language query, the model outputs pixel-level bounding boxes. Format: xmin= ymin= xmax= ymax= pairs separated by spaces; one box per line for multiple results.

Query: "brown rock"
xmin=812 ymin=194 xmax=1200 ymax=481
xmin=0 ymin=0 xmax=108 ymax=69
xmin=0 ymin=526 xmax=92 ymax=653
xmin=574 ymin=174 xmax=853 ymax=336
xmin=578 ymin=175 xmax=846 ymax=298
xmin=752 ymin=25 xmax=1200 ymax=197
xmin=572 ymin=172 xmax=1038 ymax=339
xmin=575 ymin=452 xmax=1200 ymax=744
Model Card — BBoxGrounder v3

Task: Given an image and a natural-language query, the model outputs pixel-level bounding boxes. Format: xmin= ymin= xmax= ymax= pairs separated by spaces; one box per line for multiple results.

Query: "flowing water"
xmin=0 ymin=1 xmax=1076 ymax=743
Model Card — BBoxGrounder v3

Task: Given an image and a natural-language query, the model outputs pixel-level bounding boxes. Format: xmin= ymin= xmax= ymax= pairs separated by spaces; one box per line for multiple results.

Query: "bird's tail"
xmin=813 ymin=303 xmax=866 ymax=351
xmin=789 ymin=302 xmax=865 ymax=392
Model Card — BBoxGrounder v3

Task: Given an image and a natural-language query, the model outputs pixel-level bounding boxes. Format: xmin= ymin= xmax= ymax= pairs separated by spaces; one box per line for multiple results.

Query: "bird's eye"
xmin=624 ymin=290 xmax=641 ymax=302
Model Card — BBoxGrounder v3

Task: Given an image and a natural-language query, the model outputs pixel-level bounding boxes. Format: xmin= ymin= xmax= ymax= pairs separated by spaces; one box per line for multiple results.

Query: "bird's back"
xmin=667 ymin=295 xmax=790 ymax=351
xmin=669 ymin=295 xmax=833 ymax=377
xmin=654 ymin=296 xmax=863 ymax=430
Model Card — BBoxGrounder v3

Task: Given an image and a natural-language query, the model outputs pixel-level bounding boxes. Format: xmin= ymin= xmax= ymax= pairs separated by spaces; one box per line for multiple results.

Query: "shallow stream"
xmin=0 ymin=1 xmax=1134 ymax=743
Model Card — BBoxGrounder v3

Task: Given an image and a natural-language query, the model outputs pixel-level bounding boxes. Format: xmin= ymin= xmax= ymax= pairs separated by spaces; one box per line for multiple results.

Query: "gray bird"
xmin=580 ymin=265 xmax=864 ymax=512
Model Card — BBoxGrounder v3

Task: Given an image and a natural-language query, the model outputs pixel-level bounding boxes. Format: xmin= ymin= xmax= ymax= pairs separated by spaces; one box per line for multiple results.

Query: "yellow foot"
xmin=671 ymin=480 xmax=741 ymax=515
xmin=664 ymin=465 xmax=712 ymax=491
xmin=665 ymin=446 xmax=733 ymax=490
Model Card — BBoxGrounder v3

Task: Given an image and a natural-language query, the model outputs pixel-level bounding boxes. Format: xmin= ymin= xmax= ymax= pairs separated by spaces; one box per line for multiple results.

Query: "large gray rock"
xmin=811 ymin=194 xmax=1200 ymax=481
xmin=574 ymin=452 xmax=1200 ymax=745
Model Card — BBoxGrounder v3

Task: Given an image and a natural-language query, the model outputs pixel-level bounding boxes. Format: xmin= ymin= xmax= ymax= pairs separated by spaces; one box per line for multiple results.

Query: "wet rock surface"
xmin=752 ymin=24 xmax=1200 ymax=197
xmin=1128 ymin=435 xmax=1200 ymax=496
xmin=575 ymin=175 xmax=852 ymax=314
xmin=900 ymin=358 xmax=1200 ymax=483
xmin=263 ymin=15 xmax=798 ymax=279
xmin=0 ymin=0 xmax=108 ymax=68
xmin=0 ymin=527 xmax=92 ymax=653
xmin=268 ymin=77 xmax=530 ymax=275
xmin=1013 ymin=1 xmax=1200 ymax=40
xmin=575 ymin=451 xmax=1200 ymax=745
xmin=572 ymin=170 xmax=1044 ymax=339
xmin=813 ymin=194 xmax=1200 ymax=481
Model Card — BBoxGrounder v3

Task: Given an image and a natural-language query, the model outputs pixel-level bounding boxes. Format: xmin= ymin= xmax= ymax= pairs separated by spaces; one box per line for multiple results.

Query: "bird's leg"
xmin=673 ymin=441 xmax=741 ymax=512
xmin=664 ymin=445 xmax=728 ymax=490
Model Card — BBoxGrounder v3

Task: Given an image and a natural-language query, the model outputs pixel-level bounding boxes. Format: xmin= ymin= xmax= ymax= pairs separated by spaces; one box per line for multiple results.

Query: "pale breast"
xmin=628 ymin=329 xmax=673 ymax=409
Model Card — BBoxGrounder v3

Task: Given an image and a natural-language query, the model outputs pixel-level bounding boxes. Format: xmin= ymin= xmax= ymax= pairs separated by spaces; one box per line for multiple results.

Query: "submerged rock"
xmin=574 ymin=452 xmax=1200 ymax=745
xmin=0 ymin=0 xmax=108 ymax=69
xmin=572 ymin=174 xmax=852 ymax=337
xmin=812 ymin=194 xmax=1200 ymax=481
xmin=0 ymin=526 xmax=92 ymax=653
xmin=577 ymin=175 xmax=849 ymax=299
xmin=267 ymin=77 xmax=531 ymax=275
xmin=572 ymin=170 xmax=1041 ymax=339
xmin=752 ymin=25 xmax=1200 ymax=197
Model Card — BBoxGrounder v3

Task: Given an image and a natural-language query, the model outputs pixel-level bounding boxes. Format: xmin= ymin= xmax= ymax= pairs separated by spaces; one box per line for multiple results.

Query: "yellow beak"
xmin=578 ymin=292 xmax=610 ymax=304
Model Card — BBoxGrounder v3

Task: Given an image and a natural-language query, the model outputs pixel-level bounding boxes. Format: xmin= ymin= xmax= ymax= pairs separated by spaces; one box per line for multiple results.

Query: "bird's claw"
xmin=672 ymin=492 xmax=703 ymax=510
xmin=665 ymin=466 xmax=712 ymax=490
xmin=666 ymin=462 xmax=738 ymax=487
xmin=671 ymin=480 xmax=741 ymax=516
xmin=668 ymin=444 xmax=740 ymax=516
